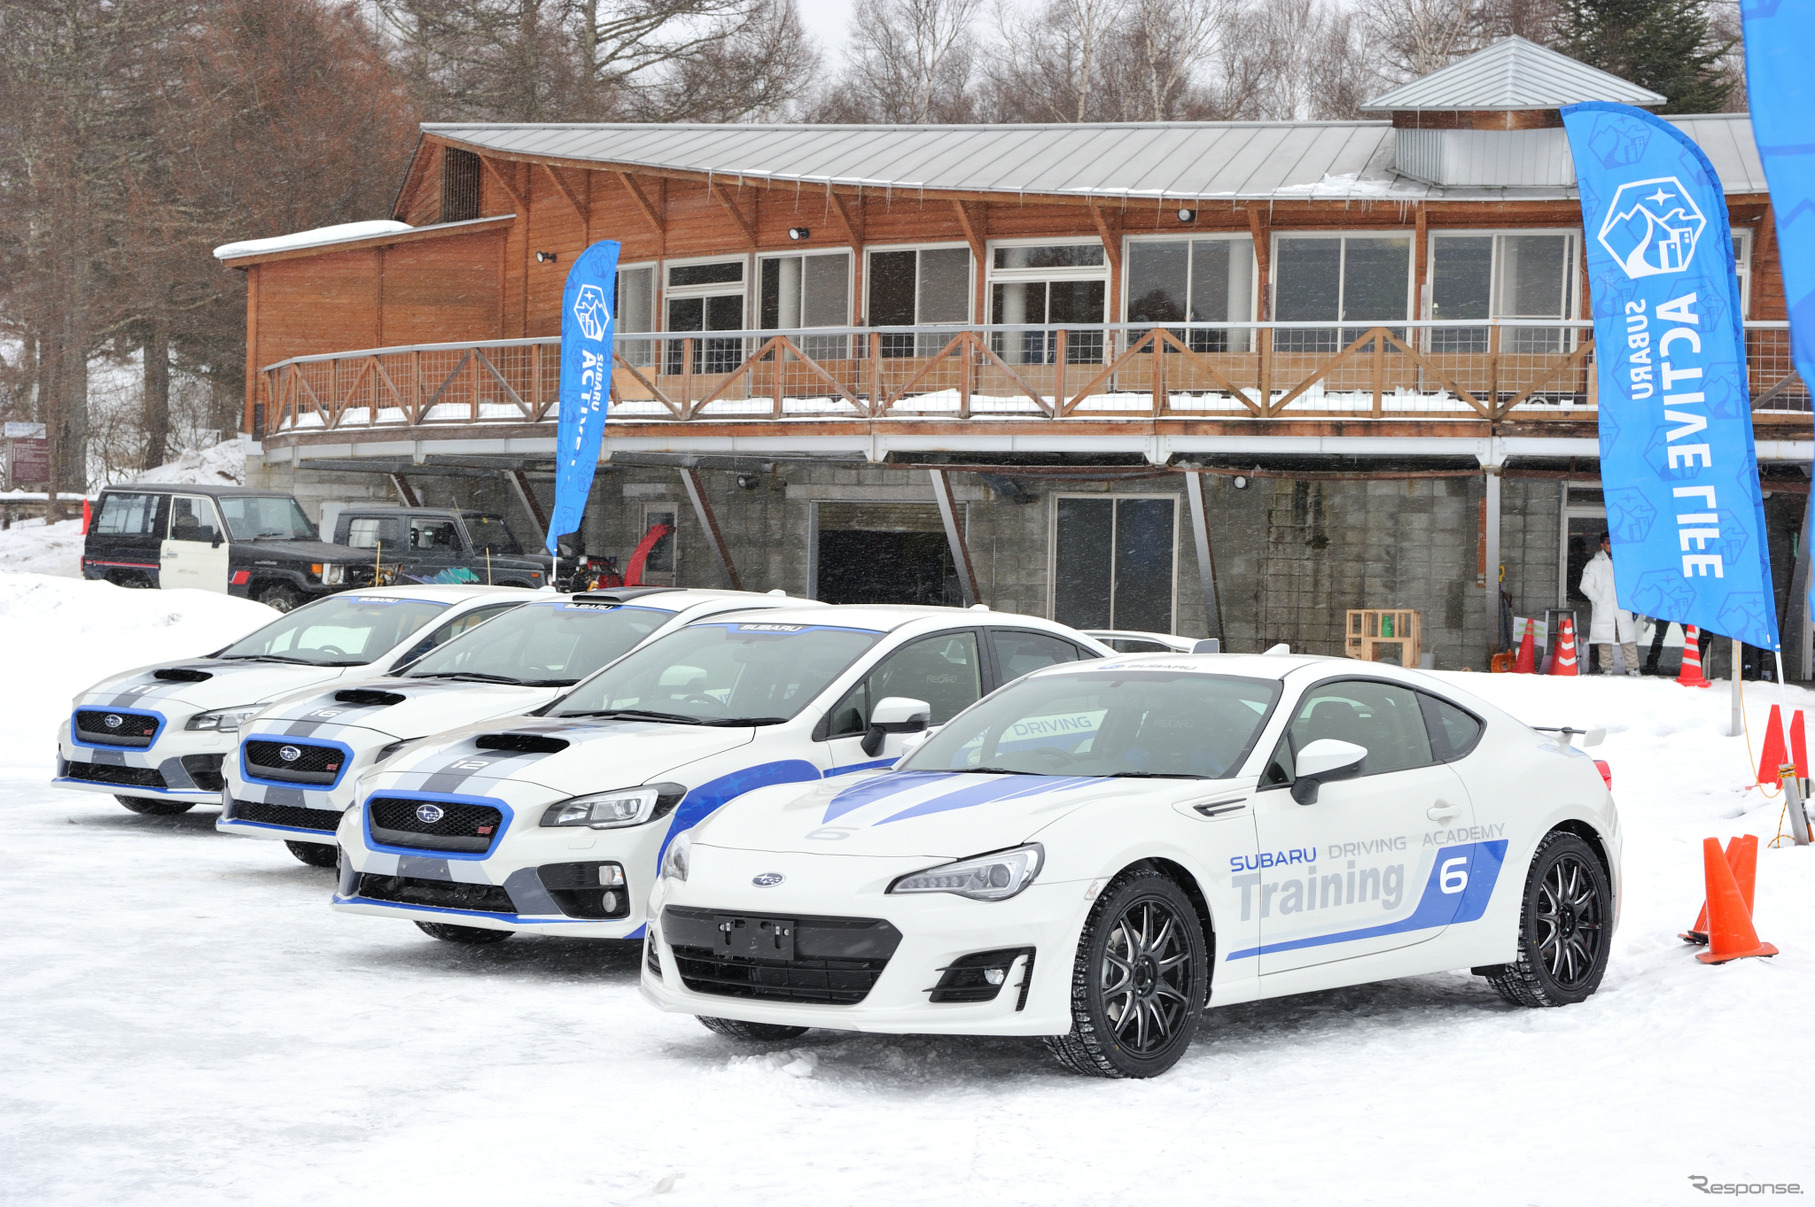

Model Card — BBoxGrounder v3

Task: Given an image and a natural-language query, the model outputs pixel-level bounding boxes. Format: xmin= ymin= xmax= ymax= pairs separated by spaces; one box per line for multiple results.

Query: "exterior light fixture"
xmin=1176 ymin=208 xmax=1197 ymax=223
xmin=535 ymin=250 xmax=558 ymax=263
xmin=1233 ymin=475 xmax=1249 ymax=490
xmin=788 ymin=227 xmax=810 ymax=241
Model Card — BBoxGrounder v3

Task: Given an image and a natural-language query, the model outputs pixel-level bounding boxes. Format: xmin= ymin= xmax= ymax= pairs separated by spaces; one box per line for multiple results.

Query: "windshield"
xmin=463 ymin=514 xmax=524 ymax=555
xmin=404 ymin=601 xmax=673 ymax=686
xmin=551 ymin=621 xmax=881 ymax=725
xmin=218 ymin=595 xmax=449 ymax=665
xmin=219 ymin=496 xmax=316 ymax=541
xmin=903 ymin=671 xmax=1282 ymax=779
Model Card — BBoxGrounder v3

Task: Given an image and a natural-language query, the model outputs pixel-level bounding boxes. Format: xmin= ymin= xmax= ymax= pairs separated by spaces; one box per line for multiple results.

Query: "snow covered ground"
xmin=0 ymin=517 xmax=85 ymax=577
xmin=2 ymin=577 xmax=1811 ymax=1205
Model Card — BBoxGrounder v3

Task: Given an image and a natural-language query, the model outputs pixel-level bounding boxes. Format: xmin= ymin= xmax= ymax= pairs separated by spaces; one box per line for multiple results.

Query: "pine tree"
xmin=1557 ymin=0 xmax=1733 ymax=114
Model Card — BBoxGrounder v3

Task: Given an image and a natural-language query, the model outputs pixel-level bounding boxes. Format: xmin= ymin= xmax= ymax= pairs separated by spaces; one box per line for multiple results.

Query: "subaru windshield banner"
xmin=1562 ymin=102 xmax=1778 ymax=652
xmin=1741 ymin=0 xmax=1815 ymax=392
xmin=548 ymin=239 xmax=622 ymax=553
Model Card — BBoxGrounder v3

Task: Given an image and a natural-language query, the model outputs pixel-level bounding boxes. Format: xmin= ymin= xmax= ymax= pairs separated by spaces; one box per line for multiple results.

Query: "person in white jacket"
xmin=1580 ymin=531 xmax=1639 ymax=675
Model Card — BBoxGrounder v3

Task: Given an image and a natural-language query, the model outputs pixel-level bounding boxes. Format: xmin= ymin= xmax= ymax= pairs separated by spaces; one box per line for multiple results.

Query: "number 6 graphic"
xmin=1440 ymin=856 xmax=1469 ymax=895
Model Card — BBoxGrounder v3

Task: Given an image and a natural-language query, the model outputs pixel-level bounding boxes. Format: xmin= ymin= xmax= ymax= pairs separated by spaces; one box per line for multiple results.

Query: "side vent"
xmin=153 ymin=667 xmax=212 ymax=683
xmin=475 ymin=732 xmax=570 ymax=755
xmin=334 ymin=688 xmax=407 ymax=707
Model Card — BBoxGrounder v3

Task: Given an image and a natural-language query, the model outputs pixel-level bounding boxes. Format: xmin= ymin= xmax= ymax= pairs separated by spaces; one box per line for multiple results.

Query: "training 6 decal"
xmin=1227 ymin=838 xmax=1509 ymax=959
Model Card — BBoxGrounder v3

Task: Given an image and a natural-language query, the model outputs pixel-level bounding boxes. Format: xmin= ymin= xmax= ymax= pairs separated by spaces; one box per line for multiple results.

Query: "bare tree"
xmin=812 ymin=0 xmax=983 ymax=122
xmin=1360 ymin=0 xmax=1486 ymax=84
xmin=1116 ymin=0 xmax=1240 ymax=120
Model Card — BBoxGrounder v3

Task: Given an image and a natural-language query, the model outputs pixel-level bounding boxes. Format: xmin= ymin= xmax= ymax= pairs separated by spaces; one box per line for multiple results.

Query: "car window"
xmin=1108 ymin=638 xmax=1170 ymax=653
xmin=94 ymin=492 xmax=161 ymax=536
xmin=219 ymin=596 xmax=449 ymax=665
xmin=1420 ymin=693 xmax=1484 ymax=761
xmin=1264 ymin=679 xmax=1435 ymax=783
xmin=345 ymin=516 xmax=404 ymax=551
xmin=391 ymin=602 xmax=524 ymax=667
xmin=825 ymin=631 xmax=985 ymax=738
xmin=403 ymin=601 xmax=673 ymax=684
xmin=992 ymin=629 xmax=1084 ymax=683
xmin=411 ymin=519 xmax=460 ymax=551
xmin=218 ymin=496 xmax=315 ymax=541
xmin=905 ymin=670 xmax=1280 ymax=779
xmin=553 ymin=622 xmax=882 ymax=724
xmin=463 ymin=514 xmax=523 ymax=555
xmin=169 ymin=496 xmax=223 ymax=544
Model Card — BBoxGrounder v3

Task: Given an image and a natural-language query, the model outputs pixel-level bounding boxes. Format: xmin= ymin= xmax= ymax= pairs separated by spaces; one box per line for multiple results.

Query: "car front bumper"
xmin=638 ymin=843 xmax=1093 ymax=1037
xmin=54 ymin=719 xmax=235 ymax=806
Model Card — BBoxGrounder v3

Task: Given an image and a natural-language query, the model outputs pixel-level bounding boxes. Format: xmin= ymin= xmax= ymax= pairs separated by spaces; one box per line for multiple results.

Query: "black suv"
xmin=331 ymin=507 xmax=554 ymax=589
xmin=83 ymin=485 xmax=394 ymax=610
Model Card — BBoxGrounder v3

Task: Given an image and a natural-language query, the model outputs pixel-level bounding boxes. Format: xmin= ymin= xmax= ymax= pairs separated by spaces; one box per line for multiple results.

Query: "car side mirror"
xmin=1290 ymin=738 xmax=1367 ymax=805
xmin=1192 ymin=638 xmax=1221 ymax=653
xmin=863 ymin=696 xmax=931 ymax=757
xmin=211 ymin=532 xmax=223 ymax=548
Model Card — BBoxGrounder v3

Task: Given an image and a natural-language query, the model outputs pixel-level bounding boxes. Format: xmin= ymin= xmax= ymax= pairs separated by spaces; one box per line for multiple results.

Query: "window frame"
xmin=1119 ymin=232 xmax=1261 ymax=326
xmin=756 ymin=247 xmax=856 ymax=330
xmin=1417 ymin=690 xmax=1486 ymax=762
xmin=986 ymin=236 xmax=1112 ymax=336
xmin=1269 ymin=229 xmax=1417 ymax=333
xmin=1046 ymin=492 xmax=1180 ymax=634
xmin=168 ymin=494 xmax=225 ymax=544
xmin=814 ymin=625 xmax=987 ymax=741
xmin=1733 ymin=227 xmax=1753 ymax=318
xmin=1259 ymin=674 xmax=1448 ymax=789
xmin=983 ymin=625 xmax=1096 ymax=689
xmin=862 ymin=241 xmax=976 ymax=327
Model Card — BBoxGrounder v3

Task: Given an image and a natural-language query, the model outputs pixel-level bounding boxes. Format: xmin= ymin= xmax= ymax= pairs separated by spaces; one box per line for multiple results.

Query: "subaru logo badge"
xmin=752 ymin=872 xmax=785 ymax=887
xmin=103 ymin=714 xmax=123 ymax=729
xmin=279 ymin=745 xmax=302 ymax=763
xmin=416 ymin=803 xmax=445 ymax=824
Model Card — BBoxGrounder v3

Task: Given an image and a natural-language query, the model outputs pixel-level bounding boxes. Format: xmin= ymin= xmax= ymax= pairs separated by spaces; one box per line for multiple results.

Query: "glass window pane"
xmin=758 ymin=256 xmax=789 ymax=329
xmin=918 ymin=248 xmax=971 ymax=323
xmin=1113 ymin=497 xmax=1174 ymax=633
xmin=1054 ymin=497 xmax=1114 ymax=630
xmin=1419 ymin=693 xmax=1483 ymax=761
xmin=1189 ymin=238 xmax=1254 ymax=352
xmin=992 ymin=629 xmax=1082 ymax=683
xmin=994 ymin=243 xmax=1104 ymax=270
xmin=1127 ymin=241 xmax=1188 ymax=324
xmin=1273 ymin=238 xmax=1341 ymax=322
xmin=1498 ymin=235 xmax=1568 ymax=318
xmin=866 ymin=631 xmax=982 ymax=724
xmin=1048 ymin=279 xmax=1104 ymax=325
xmin=97 ymin=492 xmax=159 ymax=535
xmin=1286 ymin=681 xmax=1433 ymax=775
xmin=1430 ymin=237 xmax=1492 ymax=321
xmin=616 ymin=267 xmax=655 ymax=332
xmin=668 ymin=261 xmax=742 ymax=287
xmin=802 ymin=254 xmax=849 ymax=327
xmin=170 ymin=497 xmax=221 ymax=543
xmin=867 ymin=250 xmax=917 ymax=326
xmin=1341 ymin=237 xmax=1410 ymax=323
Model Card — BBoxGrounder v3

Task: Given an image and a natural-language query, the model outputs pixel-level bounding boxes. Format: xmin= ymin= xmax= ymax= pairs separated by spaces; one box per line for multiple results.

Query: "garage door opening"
xmin=814 ymin=503 xmax=962 ymax=606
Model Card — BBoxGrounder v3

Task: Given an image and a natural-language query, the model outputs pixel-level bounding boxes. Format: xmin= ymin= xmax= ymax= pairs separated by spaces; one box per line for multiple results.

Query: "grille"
xmin=181 ymin=754 xmax=224 ymax=792
xmin=228 ymin=798 xmax=343 ymax=833
xmin=244 ymin=740 xmax=345 ymax=785
xmin=74 ymin=710 xmax=160 ymax=747
xmin=663 ymin=907 xmax=901 ymax=1006
xmin=63 ymin=760 xmax=165 ymax=788
xmin=367 ymin=796 xmax=503 ymax=853
xmin=354 ymin=872 xmax=515 ymax=914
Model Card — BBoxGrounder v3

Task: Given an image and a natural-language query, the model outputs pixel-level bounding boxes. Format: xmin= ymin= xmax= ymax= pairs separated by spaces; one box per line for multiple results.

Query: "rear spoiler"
xmin=1532 ymin=726 xmax=1605 ymax=749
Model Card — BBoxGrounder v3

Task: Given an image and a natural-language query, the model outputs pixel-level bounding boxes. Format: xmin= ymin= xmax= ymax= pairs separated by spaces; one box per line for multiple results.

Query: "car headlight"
xmin=186 ymin=705 xmax=264 ymax=732
xmin=661 ymin=833 xmax=691 ymax=883
xmin=888 ymin=844 xmax=1044 ymax=902
xmin=540 ymin=782 xmax=685 ymax=830
xmin=322 ymin=563 xmax=347 ymax=585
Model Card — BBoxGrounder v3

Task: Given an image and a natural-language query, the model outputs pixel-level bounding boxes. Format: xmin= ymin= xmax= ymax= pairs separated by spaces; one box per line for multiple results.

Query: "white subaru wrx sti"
xmin=641 ymin=654 xmax=1621 ymax=1078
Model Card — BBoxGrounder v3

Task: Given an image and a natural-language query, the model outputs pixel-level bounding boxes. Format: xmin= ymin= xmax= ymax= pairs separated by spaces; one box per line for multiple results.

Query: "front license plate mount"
xmin=713 ymin=915 xmax=796 ymax=961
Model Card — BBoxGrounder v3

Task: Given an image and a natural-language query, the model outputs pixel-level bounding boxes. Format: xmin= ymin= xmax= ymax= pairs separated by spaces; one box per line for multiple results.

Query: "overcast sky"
xmin=796 ymin=0 xmax=855 ymax=53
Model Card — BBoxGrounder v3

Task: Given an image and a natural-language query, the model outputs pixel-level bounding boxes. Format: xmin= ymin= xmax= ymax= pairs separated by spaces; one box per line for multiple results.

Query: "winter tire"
xmin=256 ymin=583 xmax=303 ymax=612
xmin=1485 ymin=831 xmax=1612 ymax=1008
xmin=114 ymin=795 xmax=194 ymax=815
xmin=697 ymin=1016 xmax=810 ymax=1042
xmin=1046 ymin=867 xmax=1208 ymax=1079
xmin=414 ymin=921 xmax=513 ymax=944
xmin=285 ymin=840 xmax=338 ymax=868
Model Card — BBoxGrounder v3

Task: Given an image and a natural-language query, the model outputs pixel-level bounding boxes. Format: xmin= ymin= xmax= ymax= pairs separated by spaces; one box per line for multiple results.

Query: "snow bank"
xmin=213 ymin=220 xmax=410 ymax=260
xmin=0 ymin=517 xmax=85 ymax=577
xmin=127 ymin=436 xmax=251 ymax=486
xmin=0 ymin=574 xmax=275 ymax=774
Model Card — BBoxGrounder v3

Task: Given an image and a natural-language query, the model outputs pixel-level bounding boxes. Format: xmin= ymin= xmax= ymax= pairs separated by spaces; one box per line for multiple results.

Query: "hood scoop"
xmin=334 ymin=688 xmax=407 ymax=707
xmin=474 ymin=732 xmax=570 ymax=755
xmin=153 ymin=667 xmax=212 ymax=683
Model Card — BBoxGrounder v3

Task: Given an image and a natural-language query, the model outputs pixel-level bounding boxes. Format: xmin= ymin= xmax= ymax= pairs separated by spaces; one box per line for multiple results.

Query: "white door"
xmin=160 ymin=495 xmax=230 ymax=593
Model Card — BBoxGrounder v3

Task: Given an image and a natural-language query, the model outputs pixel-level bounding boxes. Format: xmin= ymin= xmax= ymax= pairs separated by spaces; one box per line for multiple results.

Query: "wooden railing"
xmin=254 ymin=320 xmax=1806 ymax=437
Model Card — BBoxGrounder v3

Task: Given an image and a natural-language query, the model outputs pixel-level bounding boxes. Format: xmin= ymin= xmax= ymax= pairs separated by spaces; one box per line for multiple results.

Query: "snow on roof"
xmin=212 ymin=221 xmax=411 ymax=261
xmin=1363 ymin=37 xmax=1667 ymax=111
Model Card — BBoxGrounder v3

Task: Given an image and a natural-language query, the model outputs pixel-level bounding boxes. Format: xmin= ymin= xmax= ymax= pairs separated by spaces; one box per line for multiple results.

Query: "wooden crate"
xmin=1346 ymin=609 xmax=1422 ymax=667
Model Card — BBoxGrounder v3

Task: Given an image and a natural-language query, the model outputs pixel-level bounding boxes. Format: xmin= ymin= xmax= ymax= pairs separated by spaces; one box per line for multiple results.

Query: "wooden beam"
xmin=927 ymin=468 xmax=979 ymax=607
xmin=709 ymin=179 xmax=758 ymax=248
xmin=508 ymin=468 xmax=548 ymax=537
xmin=388 ymin=472 xmax=420 ymax=508
xmin=541 ymin=163 xmax=588 ymax=222
xmin=1752 ymin=203 xmax=1775 ymax=319
xmin=1413 ymin=205 xmax=1429 ymax=348
xmin=617 ymin=170 xmax=664 ymax=236
xmin=830 ymin=189 xmax=864 ymax=247
xmin=1090 ymin=204 xmax=1123 ymax=332
xmin=1247 ymin=206 xmax=1271 ymax=319
xmin=954 ymin=201 xmax=988 ymax=321
xmin=479 ymin=155 xmax=526 ymax=212
xmin=679 ymin=467 xmax=742 ymax=589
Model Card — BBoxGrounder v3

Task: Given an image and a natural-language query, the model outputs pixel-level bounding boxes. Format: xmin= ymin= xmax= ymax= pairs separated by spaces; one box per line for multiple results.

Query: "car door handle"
xmin=1427 ymin=802 xmax=1461 ymax=822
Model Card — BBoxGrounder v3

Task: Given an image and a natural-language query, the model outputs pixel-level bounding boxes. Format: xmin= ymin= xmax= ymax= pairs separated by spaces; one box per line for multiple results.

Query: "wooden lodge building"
xmin=220 ymin=37 xmax=1811 ymax=672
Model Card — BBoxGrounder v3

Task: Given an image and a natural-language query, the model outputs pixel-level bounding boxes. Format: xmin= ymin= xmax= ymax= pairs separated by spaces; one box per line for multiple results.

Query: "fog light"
xmin=602 ymin=889 xmax=620 ymax=913
xmin=984 ymin=967 xmax=1006 ymax=985
xmin=929 ymin=947 xmax=1035 ymax=1005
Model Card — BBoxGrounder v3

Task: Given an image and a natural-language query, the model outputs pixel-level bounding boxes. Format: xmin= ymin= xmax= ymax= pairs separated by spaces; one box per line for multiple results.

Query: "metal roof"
xmin=424 ymin=112 xmax=1762 ymax=202
xmin=1363 ymin=36 xmax=1666 ymax=111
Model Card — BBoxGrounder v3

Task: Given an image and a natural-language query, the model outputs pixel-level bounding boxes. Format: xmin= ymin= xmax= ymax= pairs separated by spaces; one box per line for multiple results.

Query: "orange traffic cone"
xmin=1549 ymin=617 xmax=1579 ymax=676
xmin=1755 ymin=705 xmax=1788 ymax=788
xmin=1792 ymin=711 xmax=1809 ymax=785
xmin=1514 ymin=619 xmax=1537 ymax=674
xmin=81 ymin=498 xmax=91 ymax=534
xmin=1696 ymin=836 xmax=1777 ymax=963
xmin=1680 ymin=835 xmax=1758 ymax=944
xmin=1676 ymin=625 xmax=1711 ymax=688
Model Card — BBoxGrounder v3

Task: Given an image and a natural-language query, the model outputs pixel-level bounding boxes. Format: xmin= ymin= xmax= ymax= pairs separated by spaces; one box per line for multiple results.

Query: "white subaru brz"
xmin=332 ymin=606 xmax=1111 ymax=944
xmin=54 ymin=586 xmax=531 ymax=817
xmin=641 ymin=654 xmax=1620 ymax=1078
xmin=218 ymin=588 xmax=807 ymax=866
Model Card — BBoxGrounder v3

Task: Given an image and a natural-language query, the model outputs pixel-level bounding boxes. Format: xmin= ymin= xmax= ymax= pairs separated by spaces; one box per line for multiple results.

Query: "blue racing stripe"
xmin=876 ymin=775 xmax=1103 ymax=825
